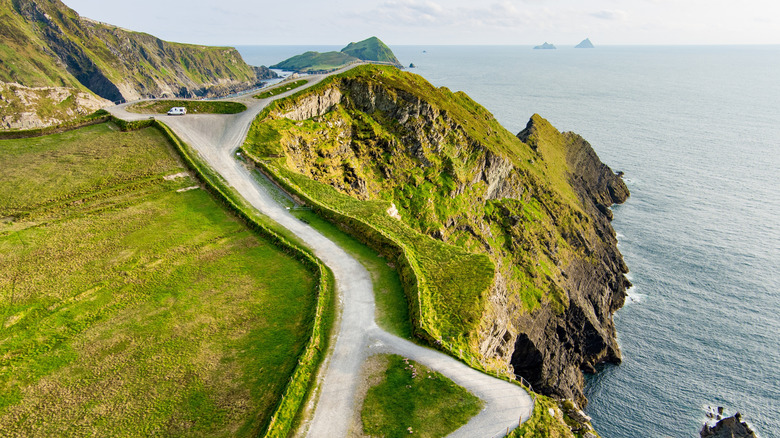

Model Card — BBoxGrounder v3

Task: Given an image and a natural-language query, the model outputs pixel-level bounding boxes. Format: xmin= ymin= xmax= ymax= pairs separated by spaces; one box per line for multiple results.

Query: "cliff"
xmin=0 ymin=0 xmax=275 ymax=129
xmin=242 ymin=65 xmax=629 ymax=406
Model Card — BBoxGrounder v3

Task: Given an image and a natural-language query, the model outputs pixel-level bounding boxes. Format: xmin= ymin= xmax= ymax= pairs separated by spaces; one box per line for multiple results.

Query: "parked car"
xmin=167 ymin=107 xmax=187 ymax=115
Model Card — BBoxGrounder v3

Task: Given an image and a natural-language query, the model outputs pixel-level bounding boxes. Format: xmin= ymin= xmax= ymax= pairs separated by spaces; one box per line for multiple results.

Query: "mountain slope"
xmin=241 ymin=65 xmax=630 ymax=406
xmin=0 ymin=0 xmax=275 ymax=129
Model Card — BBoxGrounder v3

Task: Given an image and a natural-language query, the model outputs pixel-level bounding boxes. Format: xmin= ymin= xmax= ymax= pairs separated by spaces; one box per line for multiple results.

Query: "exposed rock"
xmin=0 ymin=82 xmax=109 ymax=130
xmin=701 ymin=413 xmax=757 ymax=438
xmin=409 ymin=63 xmax=416 ymax=68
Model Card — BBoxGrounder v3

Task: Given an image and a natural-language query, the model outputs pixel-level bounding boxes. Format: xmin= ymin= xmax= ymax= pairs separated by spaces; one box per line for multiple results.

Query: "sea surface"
xmin=238 ymin=45 xmax=780 ymax=437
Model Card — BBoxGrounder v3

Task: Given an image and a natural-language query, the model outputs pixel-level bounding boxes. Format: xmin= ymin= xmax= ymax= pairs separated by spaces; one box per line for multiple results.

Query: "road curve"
xmin=107 ymin=67 xmax=533 ymax=437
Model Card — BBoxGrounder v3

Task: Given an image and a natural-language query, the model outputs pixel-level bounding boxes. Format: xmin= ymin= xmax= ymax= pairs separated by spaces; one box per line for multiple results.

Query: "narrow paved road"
xmin=107 ymin=67 xmax=533 ymax=437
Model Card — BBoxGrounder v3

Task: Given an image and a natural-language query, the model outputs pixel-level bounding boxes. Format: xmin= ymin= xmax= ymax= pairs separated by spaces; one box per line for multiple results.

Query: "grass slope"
xmin=0 ymin=123 xmax=317 ymax=437
xmin=361 ymin=354 xmax=483 ymax=438
xmin=127 ymin=100 xmax=247 ymax=115
xmin=270 ymin=51 xmax=357 ymax=73
xmin=255 ymin=80 xmax=309 ymax=100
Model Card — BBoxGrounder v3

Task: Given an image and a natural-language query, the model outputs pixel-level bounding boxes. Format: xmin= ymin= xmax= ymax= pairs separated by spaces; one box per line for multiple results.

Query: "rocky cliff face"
xmin=252 ymin=66 xmax=629 ymax=405
xmin=1 ymin=0 xmax=276 ymax=129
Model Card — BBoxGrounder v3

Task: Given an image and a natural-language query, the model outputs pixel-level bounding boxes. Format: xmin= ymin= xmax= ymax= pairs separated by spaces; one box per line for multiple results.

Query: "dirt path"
xmin=107 ymin=67 xmax=534 ymax=437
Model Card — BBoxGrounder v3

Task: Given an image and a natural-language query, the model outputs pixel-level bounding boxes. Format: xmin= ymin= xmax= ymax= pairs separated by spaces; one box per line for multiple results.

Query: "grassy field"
xmin=127 ymin=100 xmax=247 ymax=115
xmin=0 ymin=123 xmax=317 ymax=437
xmin=255 ymin=80 xmax=309 ymax=100
xmin=361 ymin=354 xmax=483 ymax=438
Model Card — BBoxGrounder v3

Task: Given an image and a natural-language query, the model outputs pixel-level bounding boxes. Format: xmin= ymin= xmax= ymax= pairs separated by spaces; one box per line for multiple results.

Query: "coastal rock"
xmin=512 ymin=115 xmax=629 ymax=405
xmin=534 ymin=42 xmax=557 ymax=50
xmin=701 ymin=413 xmax=757 ymax=438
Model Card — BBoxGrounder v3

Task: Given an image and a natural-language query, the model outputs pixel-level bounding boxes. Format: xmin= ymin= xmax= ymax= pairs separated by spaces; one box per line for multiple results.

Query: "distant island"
xmin=271 ymin=36 xmax=402 ymax=73
xmin=533 ymin=42 xmax=556 ymax=50
xmin=575 ymin=38 xmax=595 ymax=49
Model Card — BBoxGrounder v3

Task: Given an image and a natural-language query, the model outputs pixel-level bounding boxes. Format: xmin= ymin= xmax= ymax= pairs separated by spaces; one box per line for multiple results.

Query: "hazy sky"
xmin=61 ymin=0 xmax=780 ymax=46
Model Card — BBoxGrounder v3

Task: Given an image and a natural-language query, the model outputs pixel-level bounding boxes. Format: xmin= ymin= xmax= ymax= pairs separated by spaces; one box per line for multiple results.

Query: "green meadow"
xmin=0 ymin=123 xmax=317 ymax=437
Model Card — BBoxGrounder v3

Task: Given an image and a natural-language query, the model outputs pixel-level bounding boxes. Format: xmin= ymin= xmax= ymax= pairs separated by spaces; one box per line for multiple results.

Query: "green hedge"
xmin=0 ymin=110 xmax=111 ymax=139
xmin=117 ymin=118 xmax=334 ymax=438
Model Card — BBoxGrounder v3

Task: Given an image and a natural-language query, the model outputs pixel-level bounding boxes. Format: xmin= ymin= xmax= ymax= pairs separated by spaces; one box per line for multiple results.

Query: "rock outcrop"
xmin=246 ymin=65 xmax=630 ymax=406
xmin=701 ymin=413 xmax=757 ymax=438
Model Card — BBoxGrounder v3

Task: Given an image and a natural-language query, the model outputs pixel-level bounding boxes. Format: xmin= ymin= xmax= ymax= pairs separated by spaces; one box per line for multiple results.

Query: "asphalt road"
xmin=107 ymin=67 xmax=534 ymax=437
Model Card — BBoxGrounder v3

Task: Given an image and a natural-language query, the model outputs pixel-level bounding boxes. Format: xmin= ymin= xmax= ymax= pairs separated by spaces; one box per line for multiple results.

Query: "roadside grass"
xmin=247 ymin=168 xmax=411 ymax=339
xmin=254 ymin=80 xmax=309 ymax=100
xmin=508 ymin=395 xmax=576 ymax=438
xmin=361 ymin=354 xmax=483 ymax=438
xmin=0 ymin=123 xmax=317 ymax=437
xmin=291 ymin=209 xmax=412 ymax=339
xmin=126 ymin=100 xmax=246 ymax=115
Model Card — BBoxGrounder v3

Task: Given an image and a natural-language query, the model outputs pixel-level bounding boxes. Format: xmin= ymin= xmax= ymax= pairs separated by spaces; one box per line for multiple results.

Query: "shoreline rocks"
xmin=701 ymin=410 xmax=757 ymax=438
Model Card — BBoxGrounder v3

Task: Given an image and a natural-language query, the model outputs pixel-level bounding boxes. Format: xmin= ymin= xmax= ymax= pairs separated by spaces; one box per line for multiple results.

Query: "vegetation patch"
xmin=127 ymin=100 xmax=247 ymax=115
xmin=255 ymin=80 xmax=309 ymax=100
xmin=361 ymin=354 xmax=483 ymax=438
xmin=0 ymin=122 xmax=318 ymax=437
xmin=508 ymin=395 xmax=579 ymax=438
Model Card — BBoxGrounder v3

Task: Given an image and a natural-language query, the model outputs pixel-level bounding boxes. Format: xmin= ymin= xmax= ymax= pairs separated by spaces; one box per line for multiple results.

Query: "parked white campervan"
xmin=167 ymin=107 xmax=187 ymax=115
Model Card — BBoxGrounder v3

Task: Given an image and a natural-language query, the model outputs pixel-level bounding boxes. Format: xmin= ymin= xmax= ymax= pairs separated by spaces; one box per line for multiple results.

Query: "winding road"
xmin=107 ymin=67 xmax=534 ymax=437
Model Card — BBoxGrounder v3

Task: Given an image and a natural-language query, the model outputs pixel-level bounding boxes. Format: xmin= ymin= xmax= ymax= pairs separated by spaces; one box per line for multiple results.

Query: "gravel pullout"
xmin=107 ymin=66 xmax=534 ymax=437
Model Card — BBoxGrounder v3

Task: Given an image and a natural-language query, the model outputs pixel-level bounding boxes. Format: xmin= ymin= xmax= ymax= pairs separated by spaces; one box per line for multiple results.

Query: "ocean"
xmin=237 ymin=45 xmax=780 ymax=437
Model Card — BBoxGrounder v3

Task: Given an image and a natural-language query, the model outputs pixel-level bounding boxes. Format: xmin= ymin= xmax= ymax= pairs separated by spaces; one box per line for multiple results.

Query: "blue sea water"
xmin=238 ymin=45 xmax=780 ymax=437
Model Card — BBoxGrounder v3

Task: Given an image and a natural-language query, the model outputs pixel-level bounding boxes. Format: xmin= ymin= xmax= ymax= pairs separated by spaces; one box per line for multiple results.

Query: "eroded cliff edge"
xmin=243 ymin=66 xmax=629 ymax=407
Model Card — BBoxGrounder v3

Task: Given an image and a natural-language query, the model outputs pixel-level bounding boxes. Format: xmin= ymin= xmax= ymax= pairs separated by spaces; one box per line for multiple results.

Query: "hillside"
xmin=0 ymin=0 xmax=276 ymax=129
xmin=270 ymin=36 xmax=401 ymax=73
xmin=270 ymin=51 xmax=358 ymax=73
xmin=241 ymin=65 xmax=630 ymax=406
xmin=341 ymin=36 xmax=401 ymax=65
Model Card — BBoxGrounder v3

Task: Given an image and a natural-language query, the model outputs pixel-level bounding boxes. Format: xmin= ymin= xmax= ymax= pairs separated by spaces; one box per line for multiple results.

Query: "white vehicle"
xmin=167 ymin=107 xmax=187 ymax=115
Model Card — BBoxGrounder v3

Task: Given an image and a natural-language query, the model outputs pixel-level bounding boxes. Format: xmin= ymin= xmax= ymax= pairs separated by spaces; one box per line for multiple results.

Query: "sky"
xmin=61 ymin=0 xmax=780 ymax=46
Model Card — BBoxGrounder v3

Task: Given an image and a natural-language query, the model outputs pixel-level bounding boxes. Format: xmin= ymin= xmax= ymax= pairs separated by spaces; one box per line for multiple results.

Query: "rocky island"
xmin=534 ymin=42 xmax=557 ymax=49
xmin=271 ymin=36 xmax=402 ymax=73
xmin=576 ymin=38 xmax=595 ymax=48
